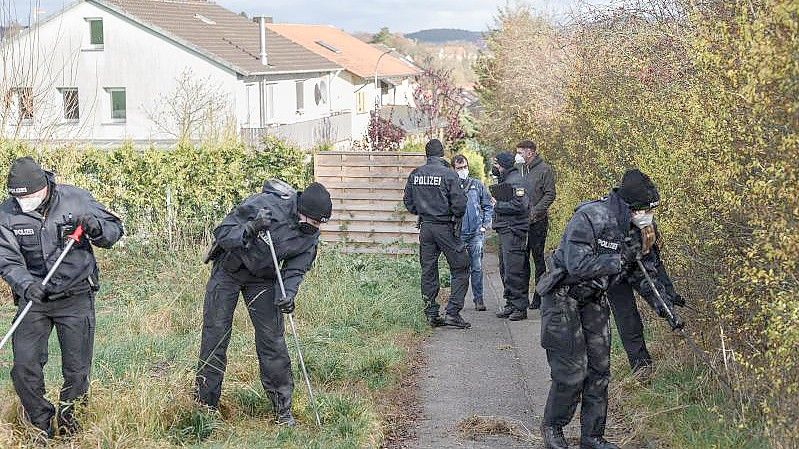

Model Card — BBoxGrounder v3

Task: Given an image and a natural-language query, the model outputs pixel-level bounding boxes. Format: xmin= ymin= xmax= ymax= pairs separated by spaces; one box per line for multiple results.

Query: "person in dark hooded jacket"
xmin=0 ymin=157 xmax=123 ymax=439
xmin=195 ymin=179 xmax=332 ymax=427
xmin=536 ymin=169 xmax=681 ymax=449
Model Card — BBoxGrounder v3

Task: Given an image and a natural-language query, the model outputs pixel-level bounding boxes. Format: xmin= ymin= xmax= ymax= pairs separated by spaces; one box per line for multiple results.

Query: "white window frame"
xmin=59 ymin=88 xmax=80 ymax=122
xmin=295 ymin=80 xmax=305 ymax=113
xmin=84 ymin=18 xmax=104 ymax=51
xmin=13 ymin=87 xmax=34 ymax=124
xmin=106 ymin=87 xmax=126 ymax=123
xmin=265 ymin=83 xmax=276 ymax=122
xmin=356 ymin=91 xmax=367 ymax=114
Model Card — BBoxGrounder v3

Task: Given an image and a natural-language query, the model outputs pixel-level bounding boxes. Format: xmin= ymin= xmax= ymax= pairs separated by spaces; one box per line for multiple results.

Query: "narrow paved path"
xmin=410 ymin=252 xmax=552 ymax=448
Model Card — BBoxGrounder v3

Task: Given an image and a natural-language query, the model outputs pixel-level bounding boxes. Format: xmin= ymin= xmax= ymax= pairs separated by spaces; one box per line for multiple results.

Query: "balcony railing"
xmin=241 ymin=111 xmax=352 ymax=149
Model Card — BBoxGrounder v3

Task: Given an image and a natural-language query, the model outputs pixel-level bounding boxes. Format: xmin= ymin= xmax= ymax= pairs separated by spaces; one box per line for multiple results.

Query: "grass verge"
xmin=0 ymin=240 xmax=426 ymax=448
xmin=607 ymin=316 xmax=770 ymax=449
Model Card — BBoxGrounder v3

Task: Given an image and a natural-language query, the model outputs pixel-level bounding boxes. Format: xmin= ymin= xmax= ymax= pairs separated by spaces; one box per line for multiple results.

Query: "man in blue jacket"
xmin=451 ymin=154 xmax=493 ymax=311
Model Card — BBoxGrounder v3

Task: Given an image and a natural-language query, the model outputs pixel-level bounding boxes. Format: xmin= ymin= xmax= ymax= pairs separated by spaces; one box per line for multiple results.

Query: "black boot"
xmin=541 ymin=425 xmax=569 ymax=449
xmin=57 ymin=407 xmax=79 ymax=438
xmin=508 ymin=309 xmax=528 ymax=321
xmin=427 ymin=315 xmax=445 ymax=327
xmin=269 ymin=392 xmax=296 ymax=427
xmin=444 ymin=314 xmax=471 ymax=329
xmin=474 ymin=302 xmax=487 ymax=311
xmin=580 ymin=436 xmax=619 ymax=449
xmin=496 ymin=305 xmax=514 ymax=318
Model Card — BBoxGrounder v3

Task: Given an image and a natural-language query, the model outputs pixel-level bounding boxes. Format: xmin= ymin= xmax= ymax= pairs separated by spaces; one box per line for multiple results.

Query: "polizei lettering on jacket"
xmin=413 ymin=175 xmax=442 ymax=186
xmin=597 ymin=238 xmax=619 ymax=251
xmin=13 ymin=228 xmax=35 ymax=236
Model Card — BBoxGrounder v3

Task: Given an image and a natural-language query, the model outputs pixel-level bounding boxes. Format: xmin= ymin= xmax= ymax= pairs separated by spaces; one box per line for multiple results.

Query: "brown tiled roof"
xmin=90 ymin=0 xmax=340 ymax=75
xmin=267 ymin=24 xmax=420 ymax=79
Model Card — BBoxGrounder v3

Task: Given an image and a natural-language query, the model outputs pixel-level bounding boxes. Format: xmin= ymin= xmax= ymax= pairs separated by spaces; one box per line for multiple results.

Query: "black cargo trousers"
xmin=11 ymin=291 xmax=95 ymax=432
xmin=195 ymin=263 xmax=293 ymax=410
xmin=419 ymin=221 xmax=469 ymax=318
xmin=497 ymin=226 xmax=530 ymax=312
xmin=526 ymin=216 xmax=549 ymax=309
xmin=541 ymin=287 xmax=611 ymax=438
xmin=607 ymin=280 xmax=652 ymax=370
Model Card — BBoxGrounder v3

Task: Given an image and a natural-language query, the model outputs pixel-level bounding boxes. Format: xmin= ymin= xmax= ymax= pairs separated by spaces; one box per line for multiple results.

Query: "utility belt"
xmin=558 ymin=283 xmax=602 ymax=303
xmin=48 ymin=278 xmax=98 ymax=302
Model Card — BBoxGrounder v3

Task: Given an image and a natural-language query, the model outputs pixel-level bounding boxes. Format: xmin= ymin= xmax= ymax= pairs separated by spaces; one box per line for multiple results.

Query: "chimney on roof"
xmin=253 ymin=16 xmax=272 ymax=66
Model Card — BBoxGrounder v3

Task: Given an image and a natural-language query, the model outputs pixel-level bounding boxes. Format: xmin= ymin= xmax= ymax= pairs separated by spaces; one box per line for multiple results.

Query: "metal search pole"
xmin=0 ymin=225 xmax=84 ymax=350
xmin=635 ymin=256 xmax=735 ymax=398
xmin=260 ymin=230 xmax=322 ymax=428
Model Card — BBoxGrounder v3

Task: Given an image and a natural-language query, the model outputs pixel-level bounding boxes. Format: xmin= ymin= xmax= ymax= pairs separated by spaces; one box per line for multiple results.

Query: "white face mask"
xmin=456 ymin=168 xmax=469 ymax=180
xmin=631 ymin=210 xmax=655 ymax=229
xmin=514 ymin=154 xmax=526 ymax=165
xmin=16 ymin=188 xmax=47 ymax=213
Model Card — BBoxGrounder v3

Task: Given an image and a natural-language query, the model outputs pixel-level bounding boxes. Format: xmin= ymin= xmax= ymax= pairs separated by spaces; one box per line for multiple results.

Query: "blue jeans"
xmin=462 ymin=232 xmax=485 ymax=304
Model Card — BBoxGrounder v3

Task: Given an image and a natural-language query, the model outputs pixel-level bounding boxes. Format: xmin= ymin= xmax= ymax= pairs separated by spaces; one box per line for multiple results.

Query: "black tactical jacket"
xmin=403 ymin=156 xmax=466 ymax=223
xmin=491 ymin=167 xmax=530 ymax=231
xmin=213 ymin=181 xmax=319 ymax=302
xmin=520 ymin=156 xmax=556 ymax=223
xmin=0 ymin=173 xmax=124 ymax=301
xmin=537 ymin=191 xmax=678 ymax=310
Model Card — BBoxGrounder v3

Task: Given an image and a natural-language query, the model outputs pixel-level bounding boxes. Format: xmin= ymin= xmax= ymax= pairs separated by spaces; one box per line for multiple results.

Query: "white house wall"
xmin=0 ymin=1 xmax=248 ymax=143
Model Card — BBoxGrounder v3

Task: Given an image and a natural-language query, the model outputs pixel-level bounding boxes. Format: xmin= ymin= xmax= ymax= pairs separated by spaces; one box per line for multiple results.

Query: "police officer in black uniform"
xmin=195 ymin=180 xmax=332 ymax=426
xmin=491 ymin=152 xmax=531 ymax=321
xmin=0 ymin=157 xmax=124 ymax=439
xmin=403 ymin=139 xmax=470 ymax=329
xmin=536 ymin=169 xmax=681 ymax=449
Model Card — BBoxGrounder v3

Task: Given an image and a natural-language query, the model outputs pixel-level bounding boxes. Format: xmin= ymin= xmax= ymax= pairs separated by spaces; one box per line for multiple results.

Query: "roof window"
xmin=315 ymin=40 xmax=340 ymax=53
xmin=194 ymin=14 xmax=216 ymax=25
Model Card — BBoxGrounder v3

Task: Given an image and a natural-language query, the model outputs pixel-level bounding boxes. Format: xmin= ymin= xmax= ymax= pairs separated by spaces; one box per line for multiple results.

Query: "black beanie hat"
xmin=298 ymin=182 xmax=332 ymax=222
xmin=617 ymin=169 xmax=660 ymax=210
xmin=495 ymin=152 xmax=515 ymax=169
xmin=7 ymin=157 xmax=47 ymax=197
xmin=425 ymin=139 xmax=444 ymax=157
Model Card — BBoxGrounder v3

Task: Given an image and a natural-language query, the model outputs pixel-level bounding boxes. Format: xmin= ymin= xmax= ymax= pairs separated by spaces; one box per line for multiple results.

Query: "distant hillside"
xmin=405 ymin=28 xmax=483 ymax=44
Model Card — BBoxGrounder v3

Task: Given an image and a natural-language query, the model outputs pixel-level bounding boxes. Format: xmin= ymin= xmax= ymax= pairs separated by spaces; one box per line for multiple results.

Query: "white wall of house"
xmin=0 ymin=1 xmax=251 ymax=143
xmin=0 ymin=1 xmax=418 ymax=148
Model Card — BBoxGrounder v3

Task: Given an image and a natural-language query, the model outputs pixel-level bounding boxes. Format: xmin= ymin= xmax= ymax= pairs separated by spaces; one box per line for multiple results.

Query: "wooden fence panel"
xmin=315 ymin=151 xmax=426 ymax=254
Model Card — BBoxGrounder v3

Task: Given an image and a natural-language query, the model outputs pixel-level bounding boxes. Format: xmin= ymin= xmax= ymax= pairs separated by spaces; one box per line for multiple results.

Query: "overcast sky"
xmin=12 ymin=0 xmax=620 ymax=32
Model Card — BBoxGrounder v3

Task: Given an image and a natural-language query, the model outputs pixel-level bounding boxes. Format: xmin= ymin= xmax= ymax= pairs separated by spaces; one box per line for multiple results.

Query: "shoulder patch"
xmin=515 ymin=187 xmax=525 ymax=197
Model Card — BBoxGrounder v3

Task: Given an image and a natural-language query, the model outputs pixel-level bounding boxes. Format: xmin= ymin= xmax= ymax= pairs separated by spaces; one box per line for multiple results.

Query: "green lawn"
xmin=0 ymin=241 xmax=425 ymax=448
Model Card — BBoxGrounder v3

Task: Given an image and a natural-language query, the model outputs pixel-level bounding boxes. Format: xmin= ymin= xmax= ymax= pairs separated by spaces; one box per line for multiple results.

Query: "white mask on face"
xmin=17 ymin=195 xmax=44 ymax=213
xmin=15 ymin=187 xmax=47 ymax=213
xmin=631 ymin=210 xmax=655 ymax=229
xmin=457 ymin=168 xmax=469 ymax=180
xmin=514 ymin=154 xmax=526 ymax=165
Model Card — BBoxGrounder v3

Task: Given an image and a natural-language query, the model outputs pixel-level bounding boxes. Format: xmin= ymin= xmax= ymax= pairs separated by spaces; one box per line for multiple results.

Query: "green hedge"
xmin=0 ymin=137 xmax=312 ymax=238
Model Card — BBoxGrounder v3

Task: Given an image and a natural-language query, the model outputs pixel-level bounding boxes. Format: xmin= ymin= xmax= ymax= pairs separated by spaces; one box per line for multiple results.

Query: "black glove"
xmin=245 ymin=208 xmax=272 ymax=237
xmin=77 ymin=214 xmax=102 ymax=238
xmin=275 ymin=294 xmax=295 ymax=314
xmin=621 ymin=236 xmax=642 ymax=267
xmin=25 ymin=283 xmax=47 ymax=304
xmin=673 ymin=294 xmax=686 ymax=307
